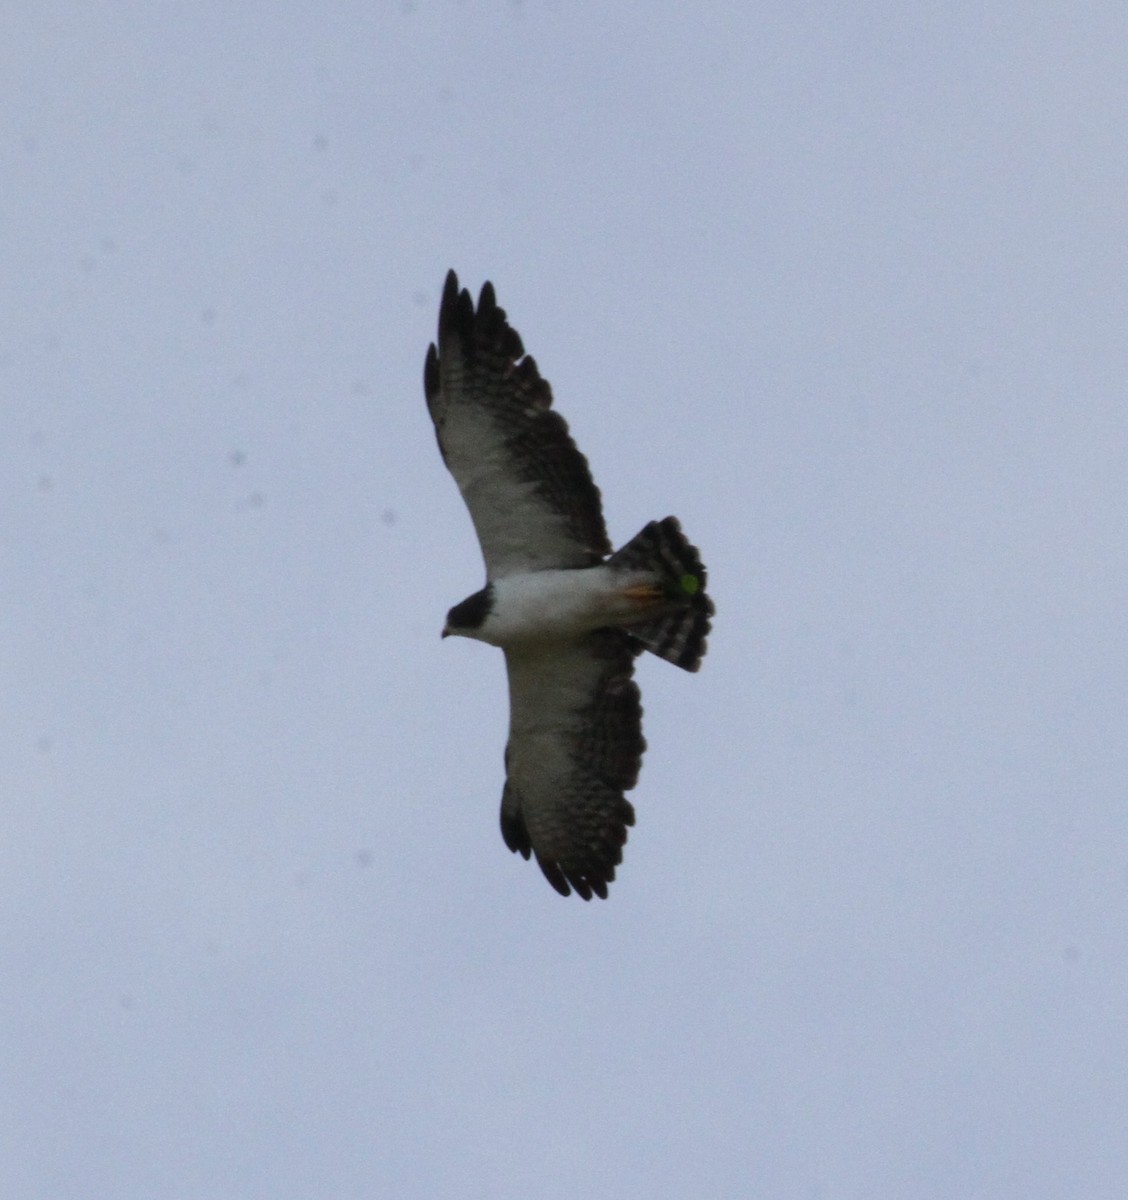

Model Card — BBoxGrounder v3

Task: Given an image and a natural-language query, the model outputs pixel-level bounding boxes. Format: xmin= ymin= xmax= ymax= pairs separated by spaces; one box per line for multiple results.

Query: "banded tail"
xmin=611 ymin=516 xmax=714 ymax=671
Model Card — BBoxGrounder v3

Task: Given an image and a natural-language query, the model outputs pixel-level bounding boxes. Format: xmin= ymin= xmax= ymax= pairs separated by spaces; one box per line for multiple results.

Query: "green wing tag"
xmin=680 ymin=573 xmax=700 ymax=596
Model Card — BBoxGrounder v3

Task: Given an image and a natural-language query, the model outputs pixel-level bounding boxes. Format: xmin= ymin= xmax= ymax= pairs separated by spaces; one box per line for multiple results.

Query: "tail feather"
xmin=611 ymin=517 xmax=714 ymax=671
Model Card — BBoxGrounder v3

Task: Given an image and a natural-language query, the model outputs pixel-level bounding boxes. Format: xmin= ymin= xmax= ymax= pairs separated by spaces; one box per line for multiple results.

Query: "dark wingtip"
xmin=437 ymin=270 xmax=461 ymax=330
xmin=423 ymin=342 xmax=439 ymax=401
xmin=536 ymin=854 xmax=579 ymax=898
xmin=437 ymin=269 xmax=475 ymax=341
xmin=500 ymin=797 xmax=532 ymax=860
xmin=527 ymin=847 xmax=621 ymax=902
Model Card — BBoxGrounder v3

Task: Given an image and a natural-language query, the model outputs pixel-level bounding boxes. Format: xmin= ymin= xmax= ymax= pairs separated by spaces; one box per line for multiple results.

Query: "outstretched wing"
xmin=500 ymin=631 xmax=644 ymax=900
xmin=424 ymin=270 xmax=611 ymax=579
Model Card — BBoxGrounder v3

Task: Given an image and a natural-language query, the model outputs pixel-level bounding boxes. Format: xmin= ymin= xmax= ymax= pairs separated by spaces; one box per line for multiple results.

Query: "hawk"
xmin=425 ymin=270 xmax=713 ymax=899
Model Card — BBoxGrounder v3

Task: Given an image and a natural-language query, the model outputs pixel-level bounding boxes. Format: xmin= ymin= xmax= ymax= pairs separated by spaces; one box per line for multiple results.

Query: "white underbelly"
xmin=483 ymin=567 xmax=624 ymax=644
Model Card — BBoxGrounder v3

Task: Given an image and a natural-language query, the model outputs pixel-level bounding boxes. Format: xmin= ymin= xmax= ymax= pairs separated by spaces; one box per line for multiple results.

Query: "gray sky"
xmin=5 ymin=4 xmax=1128 ymax=1197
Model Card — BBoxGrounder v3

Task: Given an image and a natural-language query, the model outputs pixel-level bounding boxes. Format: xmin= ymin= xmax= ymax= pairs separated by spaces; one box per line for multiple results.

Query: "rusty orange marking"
xmin=622 ymin=582 xmax=665 ymax=607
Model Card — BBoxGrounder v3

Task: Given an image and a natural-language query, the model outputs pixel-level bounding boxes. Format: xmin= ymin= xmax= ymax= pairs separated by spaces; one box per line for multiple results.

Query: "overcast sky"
xmin=4 ymin=4 xmax=1128 ymax=1198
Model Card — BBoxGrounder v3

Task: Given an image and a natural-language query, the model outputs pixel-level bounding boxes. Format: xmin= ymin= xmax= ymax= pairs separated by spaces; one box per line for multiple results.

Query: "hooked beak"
xmin=441 ymin=626 xmax=450 ymax=639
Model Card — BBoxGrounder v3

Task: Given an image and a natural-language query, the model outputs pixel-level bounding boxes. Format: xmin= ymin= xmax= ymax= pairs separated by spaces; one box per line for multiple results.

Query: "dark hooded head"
xmin=442 ymin=585 xmax=495 ymax=638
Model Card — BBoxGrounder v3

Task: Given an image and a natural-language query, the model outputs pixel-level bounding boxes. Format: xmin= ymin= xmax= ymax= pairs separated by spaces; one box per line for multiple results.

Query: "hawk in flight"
xmin=425 ymin=271 xmax=713 ymax=899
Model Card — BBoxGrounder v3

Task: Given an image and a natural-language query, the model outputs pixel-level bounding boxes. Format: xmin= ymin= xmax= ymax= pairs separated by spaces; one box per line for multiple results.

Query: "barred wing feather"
xmin=424 ymin=271 xmax=610 ymax=579
xmin=500 ymin=631 xmax=643 ymax=900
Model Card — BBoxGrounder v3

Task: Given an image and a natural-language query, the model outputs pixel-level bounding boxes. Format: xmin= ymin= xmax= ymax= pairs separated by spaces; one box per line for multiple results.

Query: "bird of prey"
xmin=424 ymin=270 xmax=713 ymax=899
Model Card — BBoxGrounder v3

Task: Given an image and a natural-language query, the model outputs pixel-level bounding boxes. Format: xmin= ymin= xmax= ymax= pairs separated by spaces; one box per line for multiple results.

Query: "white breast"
xmin=480 ymin=567 xmax=621 ymax=646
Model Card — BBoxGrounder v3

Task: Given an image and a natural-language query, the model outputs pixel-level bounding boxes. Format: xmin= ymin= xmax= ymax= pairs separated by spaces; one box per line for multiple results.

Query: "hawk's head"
xmin=442 ymin=585 xmax=495 ymax=639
